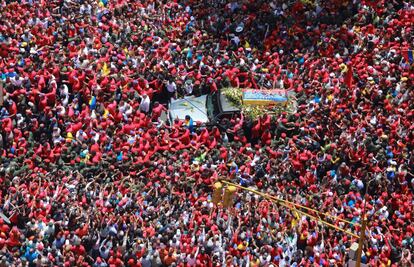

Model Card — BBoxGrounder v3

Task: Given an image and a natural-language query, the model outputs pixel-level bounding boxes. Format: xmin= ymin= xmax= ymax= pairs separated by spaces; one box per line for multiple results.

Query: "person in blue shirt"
xmin=184 ymin=115 xmax=194 ymax=133
xmin=24 ymin=247 xmax=38 ymax=264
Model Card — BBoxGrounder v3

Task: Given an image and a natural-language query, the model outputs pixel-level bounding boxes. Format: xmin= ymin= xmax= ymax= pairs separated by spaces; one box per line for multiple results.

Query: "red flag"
xmin=344 ymin=64 xmax=353 ymax=89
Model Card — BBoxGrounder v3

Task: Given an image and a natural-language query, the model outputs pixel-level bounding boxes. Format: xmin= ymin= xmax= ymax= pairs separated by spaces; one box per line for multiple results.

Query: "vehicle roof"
xmin=169 ymin=95 xmax=209 ymax=123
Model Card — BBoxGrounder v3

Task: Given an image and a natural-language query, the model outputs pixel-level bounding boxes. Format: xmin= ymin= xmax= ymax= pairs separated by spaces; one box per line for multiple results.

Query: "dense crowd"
xmin=0 ymin=0 xmax=413 ymax=266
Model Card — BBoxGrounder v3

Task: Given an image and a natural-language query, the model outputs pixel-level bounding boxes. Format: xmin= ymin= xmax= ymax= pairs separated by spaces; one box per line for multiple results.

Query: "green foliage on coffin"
xmin=221 ymin=87 xmax=296 ymax=119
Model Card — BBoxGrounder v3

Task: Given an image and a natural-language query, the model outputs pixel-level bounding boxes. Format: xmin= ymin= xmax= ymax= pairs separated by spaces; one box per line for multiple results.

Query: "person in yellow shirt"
xmin=237 ymin=240 xmax=249 ymax=251
xmin=250 ymin=255 xmax=260 ymax=267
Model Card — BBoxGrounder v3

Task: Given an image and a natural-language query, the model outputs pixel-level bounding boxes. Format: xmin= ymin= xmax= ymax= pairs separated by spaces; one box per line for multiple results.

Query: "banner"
xmin=242 ymin=89 xmax=288 ymax=105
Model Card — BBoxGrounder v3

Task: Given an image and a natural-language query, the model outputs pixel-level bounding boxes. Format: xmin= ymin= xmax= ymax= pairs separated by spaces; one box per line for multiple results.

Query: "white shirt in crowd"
xmin=140 ymin=95 xmax=151 ymax=113
xmin=166 ymin=81 xmax=177 ymax=93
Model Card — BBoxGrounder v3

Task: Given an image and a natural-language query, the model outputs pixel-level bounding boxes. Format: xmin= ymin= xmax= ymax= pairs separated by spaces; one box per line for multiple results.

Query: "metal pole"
xmin=356 ymin=218 xmax=367 ymax=267
xmin=0 ymin=80 xmax=3 ymax=107
xmin=356 ymin=178 xmax=375 ymax=267
xmin=362 ymin=178 xmax=375 ymax=221
xmin=220 ymin=180 xmax=360 ymax=226
xmin=219 ymin=180 xmax=360 ymax=238
xmin=263 ymin=23 xmax=269 ymax=43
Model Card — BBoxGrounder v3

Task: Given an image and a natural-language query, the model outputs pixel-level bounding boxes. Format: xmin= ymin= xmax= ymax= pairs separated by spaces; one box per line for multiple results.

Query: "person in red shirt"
xmin=151 ymin=102 xmax=167 ymax=122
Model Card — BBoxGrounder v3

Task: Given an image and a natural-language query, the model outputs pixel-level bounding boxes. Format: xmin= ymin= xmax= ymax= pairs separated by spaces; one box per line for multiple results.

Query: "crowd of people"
xmin=0 ymin=0 xmax=413 ymax=266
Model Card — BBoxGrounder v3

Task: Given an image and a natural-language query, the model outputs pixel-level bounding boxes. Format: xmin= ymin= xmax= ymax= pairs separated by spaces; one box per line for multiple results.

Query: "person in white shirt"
xmin=52 ymin=127 xmax=64 ymax=145
xmin=231 ymin=35 xmax=240 ymax=47
xmin=139 ymin=94 xmax=150 ymax=113
xmin=60 ymin=84 xmax=70 ymax=106
xmin=184 ymin=80 xmax=193 ymax=95
xmin=10 ymin=75 xmax=23 ymax=87
xmin=166 ymin=79 xmax=177 ymax=99
xmin=76 ymin=129 xmax=88 ymax=143
xmin=56 ymin=105 xmax=66 ymax=117
xmin=186 ymin=247 xmax=199 ymax=266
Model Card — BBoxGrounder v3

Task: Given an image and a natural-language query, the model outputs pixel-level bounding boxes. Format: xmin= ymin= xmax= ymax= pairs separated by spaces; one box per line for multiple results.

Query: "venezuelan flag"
xmin=89 ymin=95 xmax=97 ymax=110
xmin=99 ymin=0 xmax=108 ymax=7
xmin=402 ymin=50 xmax=413 ymax=63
